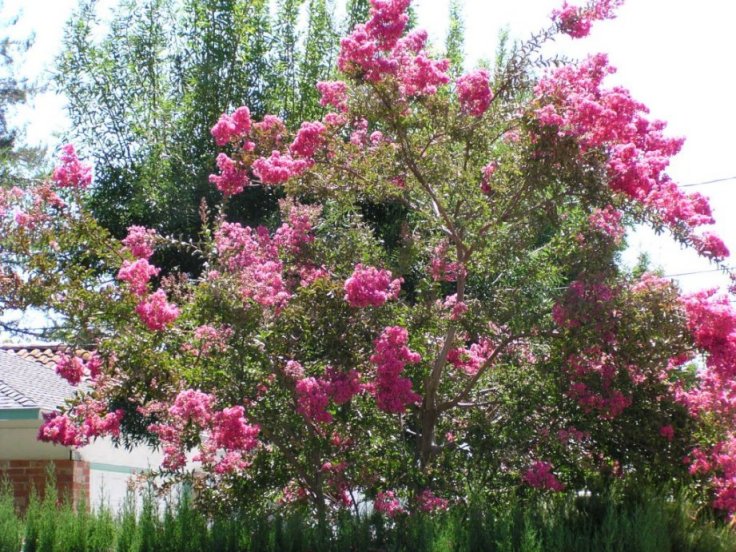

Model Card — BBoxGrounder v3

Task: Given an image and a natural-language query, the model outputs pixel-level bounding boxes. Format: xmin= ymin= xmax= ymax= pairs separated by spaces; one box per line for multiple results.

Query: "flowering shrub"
xmin=2 ymin=0 xmax=736 ymax=522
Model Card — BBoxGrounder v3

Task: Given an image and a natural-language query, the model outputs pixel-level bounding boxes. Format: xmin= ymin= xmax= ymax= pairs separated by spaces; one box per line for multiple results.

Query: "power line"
xmin=681 ymin=176 xmax=736 ymax=188
xmin=664 ymin=267 xmax=734 ymax=278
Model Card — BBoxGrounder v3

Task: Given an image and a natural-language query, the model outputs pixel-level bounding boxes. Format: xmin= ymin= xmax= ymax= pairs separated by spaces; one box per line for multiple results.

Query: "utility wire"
xmin=681 ymin=176 xmax=736 ymax=188
xmin=664 ymin=267 xmax=734 ymax=278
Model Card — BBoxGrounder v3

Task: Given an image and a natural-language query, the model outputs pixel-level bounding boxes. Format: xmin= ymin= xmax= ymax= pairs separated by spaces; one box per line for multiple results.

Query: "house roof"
xmin=0 ymin=343 xmax=91 ymax=369
xmin=0 ymin=346 xmax=77 ymax=412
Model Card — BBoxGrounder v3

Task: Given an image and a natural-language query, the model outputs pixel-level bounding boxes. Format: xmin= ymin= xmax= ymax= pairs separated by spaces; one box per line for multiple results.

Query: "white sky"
xmin=1 ymin=0 xmax=735 ymax=326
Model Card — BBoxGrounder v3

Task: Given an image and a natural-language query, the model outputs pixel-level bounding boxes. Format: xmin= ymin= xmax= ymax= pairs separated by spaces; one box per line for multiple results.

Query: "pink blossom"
xmin=397 ymin=53 xmax=451 ymax=97
xmin=210 ymin=406 xmax=260 ymax=453
xmin=370 ymin=326 xmax=421 ymax=413
xmin=273 ymin=200 xmax=322 ymax=255
xmin=417 ymin=489 xmax=449 ymax=513
xmin=430 ymin=242 xmax=465 ymax=282
xmin=566 ymin=347 xmax=632 ymax=419
xmin=170 ymin=389 xmax=215 ymax=426
xmin=374 ymin=490 xmax=404 ymax=517
xmin=290 ymin=121 xmax=326 ymax=158
xmin=589 ymin=205 xmax=624 ymax=243
xmin=117 ymin=258 xmax=160 ymax=296
xmin=323 ymin=112 xmax=347 ymax=127
xmin=38 ymin=412 xmax=82 ymax=447
xmin=55 ymin=353 xmax=87 ymax=386
xmin=442 ymin=294 xmax=468 ymax=320
xmin=456 ymin=70 xmax=493 ymax=117
xmin=52 ymin=144 xmax=92 ymax=189
xmin=448 ymin=339 xmax=492 ymax=376
xmin=252 ymin=151 xmax=309 ymax=185
xmin=692 ymin=232 xmax=730 ymax=260
xmin=182 ymin=324 xmax=233 ymax=356
xmin=135 ymin=289 xmax=180 ymax=331
xmin=283 ymin=360 xmax=305 ymax=381
xmin=551 ymin=0 xmax=623 ymax=39
xmin=122 ymin=225 xmax=157 ymax=259
xmin=298 ymin=265 xmax=330 ymax=287
xmin=534 ymin=54 xmax=714 ymax=241
xmin=209 ymin=153 xmax=249 ymax=195
xmin=316 ymin=81 xmax=349 ymax=112
xmin=660 ymin=424 xmax=674 ymax=441
xmin=366 ymin=0 xmax=411 ymax=50
xmin=480 ymin=161 xmax=498 ymax=194
xmin=522 ymin=460 xmax=565 ymax=492
xmin=211 ymin=106 xmax=252 ymax=146
xmin=344 ymin=264 xmax=402 ymax=307
xmin=295 ymin=377 xmax=333 ymax=423
xmin=325 ymin=366 xmax=362 ymax=404
xmin=215 ymin=222 xmax=291 ymax=311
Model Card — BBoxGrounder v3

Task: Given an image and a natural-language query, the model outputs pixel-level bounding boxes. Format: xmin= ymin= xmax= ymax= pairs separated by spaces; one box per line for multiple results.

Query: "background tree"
xmin=57 ymin=0 xmax=339 ymax=274
xmin=0 ymin=6 xmax=45 ymax=190
xmin=445 ymin=0 xmax=464 ymax=77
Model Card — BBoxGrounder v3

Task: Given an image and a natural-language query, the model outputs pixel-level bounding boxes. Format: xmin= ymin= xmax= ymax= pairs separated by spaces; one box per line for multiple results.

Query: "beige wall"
xmin=0 ymin=419 xmax=71 ymax=460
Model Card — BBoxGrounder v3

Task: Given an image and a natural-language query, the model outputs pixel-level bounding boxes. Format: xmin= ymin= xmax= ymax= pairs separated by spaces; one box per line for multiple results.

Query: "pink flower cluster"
xmin=441 ymin=294 xmax=468 ymax=320
xmin=148 ymin=389 xmax=259 ymax=474
xmin=209 ymin=153 xmax=249 ymax=195
xmin=417 ymin=489 xmax=449 ymax=513
xmin=182 ymin=324 xmax=233 ymax=357
xmin=215 ymin=222 xmax=291 ymax=312
xmin=480 ymin=161 xmax=498 ymax=194
xmin=290 ymin=121 xmax=326 ymax=159
xmin=692 ymin=232 xmax=730 ymax=260
xmin=295 ymin=377 xmax=333 ymax=424
xmin=211 ymin=106 xmax=252 ymax=147
xmin=374 ymin=490 xmax=404 ymax=517
xmin=252 ymin=151 xmax=309 ymax=185
xmin=337 ymin=2 xmax=450 ymax=100
xmin=325 ymin=366 xmax=362 ymax=405
xmin=273 ymin=200 xmax=322 ymax=255
xmin=55 ymin=352 xmax=103 ymax=386
xmin=677 ymin=290 xmax=736 ymax=425
xmin=588 ymin=205 xmax=624 ymax=243
xmin=456 ymin=70 xmax=493 ymax=117
xmin=688 ymin=436 xmax=736 ymax=520
xmin=566 ymin=347 xmax=632 ymax=419
xmin=370 ymin=326 xmax=421 ymax=413
xmin=52 ymin=144 xmax=92 ymax=189
xmin=522 ymin=460 xmax=565 ymax=492
xmin=430 ymin=242 xmax=465 ymax=282
xmin=447 ymin=339 xmax=492 ymax=376
xmin=293 ymin=366 xmax=362 ymax=424
xmin=122 ymin=225 xmax=157 ymax=259
xmin=39 ymin=398 xmax=124 ymax=448
xmin=344 ymin=264 xmax=402 ymax=307
xmin=552 ymin=279 xmax=615 ymax=332
xmin=316 ymin=81 xmax=348 ymax=112
xmin=117 ymin=258 xmax=160 ymax=296
xmin=135 ymin=289 xmax=180 ymax=331
xmin=551 ymin=0 xmax=623 ymax=39
xmin=535 ymin=54 xmax=722 ymax=253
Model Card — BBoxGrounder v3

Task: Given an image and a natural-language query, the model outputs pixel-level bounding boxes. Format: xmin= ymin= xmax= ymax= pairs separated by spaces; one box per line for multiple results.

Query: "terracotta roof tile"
xmin=0 ymin=344 xmax=90 ymax=369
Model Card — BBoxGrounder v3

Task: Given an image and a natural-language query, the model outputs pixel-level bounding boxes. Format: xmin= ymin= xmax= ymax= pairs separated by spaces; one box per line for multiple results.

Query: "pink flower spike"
xmin=456 ymin=70 xmax=493 ymax=117
xmin=52 ymin=144 xmax=92 ymax=189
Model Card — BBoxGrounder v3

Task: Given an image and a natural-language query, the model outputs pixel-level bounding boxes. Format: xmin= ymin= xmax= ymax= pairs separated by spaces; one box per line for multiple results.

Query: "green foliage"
xmin=0 ymin=8 xmax=47 ymax=190
xmin=3 ymin=480 xmax=736 ymax=551
xmin=0 ymin=480 xmax=22 ymax=552
xmin=445 ymin=0 xmax=465 ymax=77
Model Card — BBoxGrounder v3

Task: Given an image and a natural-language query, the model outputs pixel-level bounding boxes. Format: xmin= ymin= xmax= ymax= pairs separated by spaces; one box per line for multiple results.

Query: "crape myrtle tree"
xmin=4 ymin=0 xmax=736 ymax=522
